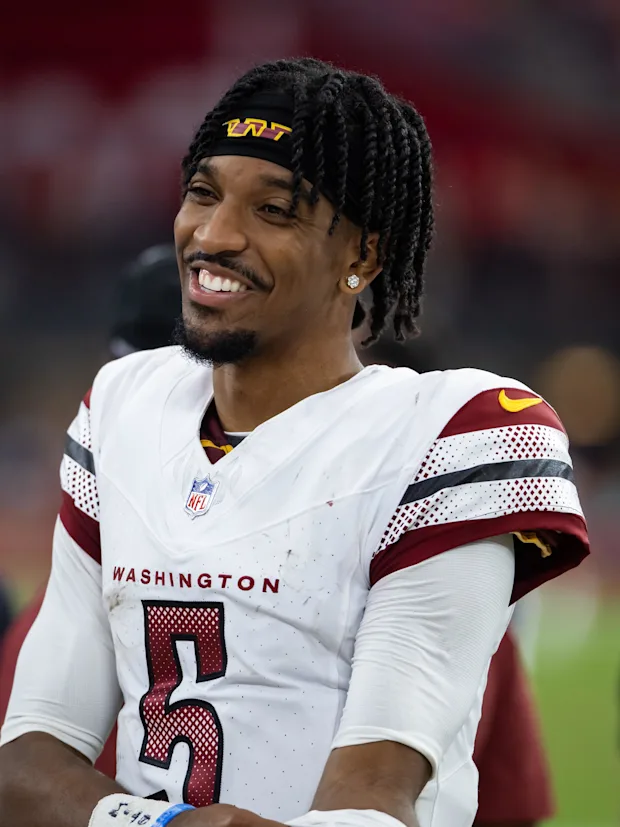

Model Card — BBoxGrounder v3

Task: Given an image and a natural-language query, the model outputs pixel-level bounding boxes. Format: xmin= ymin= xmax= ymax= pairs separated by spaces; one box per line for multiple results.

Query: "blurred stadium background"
xmin=1 ymin=1 xmax=619 ymax=824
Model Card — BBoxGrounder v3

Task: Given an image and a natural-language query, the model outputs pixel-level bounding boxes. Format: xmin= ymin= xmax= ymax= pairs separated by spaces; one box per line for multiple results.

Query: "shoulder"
xmin=370 ymin=367 xmax=588 ymax=600
xmin=404 ymin=368 xmax=576 ymax=535
xmin=412 ymin=367 xmax=563 ymax=438
xmin=90 ymin=346 xmax=206 ymax=420
xmin=91 ymin=346 xmax=189 ymax=404
xmin=86 ymin=346 xmax=209 ymax=451
xmin=359 ymin=365 xmax=564 ymax=447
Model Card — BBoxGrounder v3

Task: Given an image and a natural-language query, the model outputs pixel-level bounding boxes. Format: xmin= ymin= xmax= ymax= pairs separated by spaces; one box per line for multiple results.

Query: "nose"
xmin=192 ymin=199 xmax=248 ymax=256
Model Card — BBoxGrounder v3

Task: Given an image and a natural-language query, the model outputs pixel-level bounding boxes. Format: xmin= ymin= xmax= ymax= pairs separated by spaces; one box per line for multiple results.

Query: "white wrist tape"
xmin=287 ymin=808 xmax=406 ymax=827
xmin=89 ymin=794 xmax=194 ymax=827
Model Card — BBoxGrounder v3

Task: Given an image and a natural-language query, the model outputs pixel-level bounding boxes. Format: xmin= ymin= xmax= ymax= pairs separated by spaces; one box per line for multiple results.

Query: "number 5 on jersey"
xmin=139 ymin=601 xmax=227 ymax=806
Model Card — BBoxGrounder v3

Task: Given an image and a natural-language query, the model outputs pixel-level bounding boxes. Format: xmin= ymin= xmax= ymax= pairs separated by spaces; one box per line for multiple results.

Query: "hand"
xmin=173 ymin=803 xmax=286 ymax=827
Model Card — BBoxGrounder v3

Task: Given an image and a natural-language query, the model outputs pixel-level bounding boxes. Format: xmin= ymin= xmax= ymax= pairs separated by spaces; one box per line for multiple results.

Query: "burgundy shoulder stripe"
xmin=59 ymin=492 xmax=101 ymax=565
xmin=83 ymin=388 xmax=92 ymax=410
xmin=369 ymin=511 xmax=588 ymax=602
xmin=440 ymin=388 xmax=565 ymax=439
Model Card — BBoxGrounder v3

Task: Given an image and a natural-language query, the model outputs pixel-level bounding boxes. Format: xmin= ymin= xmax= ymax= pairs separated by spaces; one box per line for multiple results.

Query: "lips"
xmin=186 ymin=258 xmax=259 ymax=291
xmin=197 ymin=269 xmax=249 ymax=293
xmin=187 ymin=270 xmax=254 ymax=308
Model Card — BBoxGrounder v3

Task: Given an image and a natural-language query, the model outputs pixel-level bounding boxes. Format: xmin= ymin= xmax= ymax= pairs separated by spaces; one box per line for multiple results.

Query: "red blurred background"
xmin=1 ymin=3 xmax=619 ymax=819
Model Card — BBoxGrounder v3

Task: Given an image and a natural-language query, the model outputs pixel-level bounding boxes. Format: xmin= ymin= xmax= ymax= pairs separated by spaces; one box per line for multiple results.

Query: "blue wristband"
xmin=152 ymin=803 xmax=195 ymax=826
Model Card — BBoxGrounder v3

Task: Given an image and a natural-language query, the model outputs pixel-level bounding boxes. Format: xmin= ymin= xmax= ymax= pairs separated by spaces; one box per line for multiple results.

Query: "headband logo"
xmin=223 ymin=118 xmax=292 ymax=142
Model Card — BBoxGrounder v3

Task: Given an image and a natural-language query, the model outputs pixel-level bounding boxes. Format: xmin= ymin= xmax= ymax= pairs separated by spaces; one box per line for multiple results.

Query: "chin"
xmin=173 ymin=315 xmax=258 ymax=367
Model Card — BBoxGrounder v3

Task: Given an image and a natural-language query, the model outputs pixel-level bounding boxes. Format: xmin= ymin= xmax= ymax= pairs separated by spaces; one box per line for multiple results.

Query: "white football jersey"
xmin=53 ymin=347 xmax=587 ymax=823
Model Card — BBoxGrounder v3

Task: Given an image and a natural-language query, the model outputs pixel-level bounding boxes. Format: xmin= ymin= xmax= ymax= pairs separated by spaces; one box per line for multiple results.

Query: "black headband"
xmin=206 ymin=90 xmax=365 ymax=226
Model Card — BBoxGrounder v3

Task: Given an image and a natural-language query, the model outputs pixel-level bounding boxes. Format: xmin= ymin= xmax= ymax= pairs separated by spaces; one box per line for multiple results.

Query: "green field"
xmin=533 ymin=599 xmax=619 ymax=826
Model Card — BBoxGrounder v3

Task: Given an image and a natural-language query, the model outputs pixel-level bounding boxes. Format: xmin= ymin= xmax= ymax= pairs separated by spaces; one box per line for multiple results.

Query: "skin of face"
xmin=174 ymin=155 xmax=380 ymax=366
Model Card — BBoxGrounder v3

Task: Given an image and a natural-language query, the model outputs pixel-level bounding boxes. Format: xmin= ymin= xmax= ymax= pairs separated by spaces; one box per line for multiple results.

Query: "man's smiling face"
xmin=174 ymin=154 xmax=364 ymax=366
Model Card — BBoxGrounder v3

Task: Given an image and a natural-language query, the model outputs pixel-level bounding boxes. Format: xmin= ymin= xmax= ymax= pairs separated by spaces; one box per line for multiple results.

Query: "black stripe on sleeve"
xmin=64 ymin=434 xmax=95 ymax=475
xmin=399 ymin=458 xmax=574 ymax=506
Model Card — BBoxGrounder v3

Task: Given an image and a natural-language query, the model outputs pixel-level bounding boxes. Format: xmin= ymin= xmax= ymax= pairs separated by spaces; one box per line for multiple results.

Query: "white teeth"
xmin=197 ymin=268 xmax=247 ymax=293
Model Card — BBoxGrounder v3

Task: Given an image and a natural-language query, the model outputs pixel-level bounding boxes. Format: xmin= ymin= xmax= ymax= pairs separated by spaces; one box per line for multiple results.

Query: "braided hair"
xmin=182 ymin=58 xmax=434 ymax=345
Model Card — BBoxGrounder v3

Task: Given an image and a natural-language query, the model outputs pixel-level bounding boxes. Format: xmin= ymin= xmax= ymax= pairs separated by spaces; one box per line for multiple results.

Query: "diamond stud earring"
xmin=346 ymin=274 xmax=360 ymax=289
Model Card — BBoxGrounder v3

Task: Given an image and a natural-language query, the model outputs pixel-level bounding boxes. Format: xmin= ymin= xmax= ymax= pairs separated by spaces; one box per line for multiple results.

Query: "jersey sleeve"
xmin=0 ymin=592 xmax=45 ymax=725
xmin=0 ymin=592 xmax=119 ymax=777
xmin=0 ymin=390 xmax=119 ymax=760
xmin=333 ymin=536 xmax=515 ymax=780
xmin=59 ymin=388 xmax=101 ymax=564
xmin=0 ymin=518 xmax=121 ymax=760
xmin=370 ymin=387 xmax=589 ymax=601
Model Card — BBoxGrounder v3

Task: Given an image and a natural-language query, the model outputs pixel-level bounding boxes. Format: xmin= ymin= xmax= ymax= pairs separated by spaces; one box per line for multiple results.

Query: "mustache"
xmin=184 ymin=251 xmax=266 ymax=290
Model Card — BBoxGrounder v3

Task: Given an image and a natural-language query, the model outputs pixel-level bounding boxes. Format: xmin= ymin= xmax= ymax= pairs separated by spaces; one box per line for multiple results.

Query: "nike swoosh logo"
xmin=498 ymin=389 xmax=543 ymax=413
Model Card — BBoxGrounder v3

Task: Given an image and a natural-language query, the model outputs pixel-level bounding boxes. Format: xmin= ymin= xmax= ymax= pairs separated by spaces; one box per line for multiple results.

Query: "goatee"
xmin=172 ymin=315 xmax=258 ymax=367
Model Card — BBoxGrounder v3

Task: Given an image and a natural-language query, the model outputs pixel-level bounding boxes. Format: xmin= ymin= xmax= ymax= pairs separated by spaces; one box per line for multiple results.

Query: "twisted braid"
xmin=365 ymin=105 xmax=414 ymax=345
xmin=355 ymin=98 xmax=378 ymax=261
xmin=288 ymin=82 xmax=311 ymax=218
xmin=182 ymin=58 xmax=434 ymax=344
xmin=349 ymin=94 xmax=380 ymax=331
xmin=388 ymin=106 xmax=423 ymax=343
xmin=309 ymin=71 xmax=348 ymax=234
xmin=309 ymin=77 xmax=329 ymax=205
xmin=326 ymin=96 xmax=349 ymax=235
xmin=403 ymin=107 xmax=434 ymax=284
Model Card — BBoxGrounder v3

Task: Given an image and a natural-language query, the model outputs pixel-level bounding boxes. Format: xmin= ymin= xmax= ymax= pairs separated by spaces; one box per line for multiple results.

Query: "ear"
xmin=357 ymin=232 xmax=382 ymax=283
xmin=337 ymin=231 xmax=382 ymax=296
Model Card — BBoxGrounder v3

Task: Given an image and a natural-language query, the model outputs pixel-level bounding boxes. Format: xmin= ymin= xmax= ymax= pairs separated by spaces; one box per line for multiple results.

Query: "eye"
xmin=187 ymin=184 xmax=217 ymax=201
xmin=260 ymin=203 xmax=290 ymax=218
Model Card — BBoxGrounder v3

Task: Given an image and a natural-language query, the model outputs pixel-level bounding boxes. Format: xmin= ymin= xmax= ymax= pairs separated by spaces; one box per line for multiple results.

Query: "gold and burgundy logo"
xmin=223 ymin=118 xmax=292 ymax=141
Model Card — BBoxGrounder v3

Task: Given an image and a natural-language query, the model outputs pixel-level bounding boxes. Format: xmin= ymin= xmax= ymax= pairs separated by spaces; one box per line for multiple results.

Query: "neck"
xmin=212 ymin=335 xmax=364 ymax=432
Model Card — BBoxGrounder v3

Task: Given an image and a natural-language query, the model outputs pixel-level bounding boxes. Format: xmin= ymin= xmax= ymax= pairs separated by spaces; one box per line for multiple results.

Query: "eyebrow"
xmin=195 ymin=161 xmax=313 ymax=207
xmin=196 ymin=160 xmax=218 ymax=179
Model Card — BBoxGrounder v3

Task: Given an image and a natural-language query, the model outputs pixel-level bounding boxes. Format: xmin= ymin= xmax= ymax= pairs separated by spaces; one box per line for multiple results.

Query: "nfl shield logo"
xmin=184 ymin=474 xmax=219 ymax=519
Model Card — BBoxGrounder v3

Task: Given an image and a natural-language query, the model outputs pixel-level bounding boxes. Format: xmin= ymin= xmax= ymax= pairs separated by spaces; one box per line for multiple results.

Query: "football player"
xmin=0 ymin=59 xmax=588 ymax=827
xmin=0 ymin=246 xmax=556 ymax=827
xmin=1 ymin=251 xmax=556 ymax=827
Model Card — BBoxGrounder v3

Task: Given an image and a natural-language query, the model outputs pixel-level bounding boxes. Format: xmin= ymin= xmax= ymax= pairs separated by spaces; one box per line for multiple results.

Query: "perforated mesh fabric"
xmin=60 ymin=456 xmax=100 ymax=521
xmin=416 ymin=425 xmax=570 ymax=481
xmin=373 ymin=422 xmax=579 ymax=557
